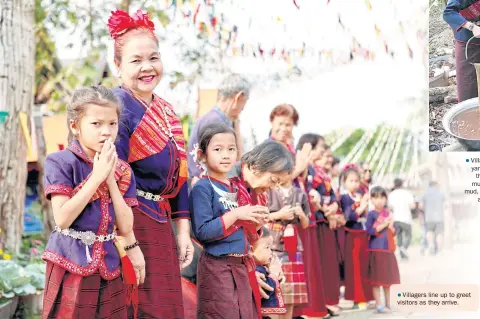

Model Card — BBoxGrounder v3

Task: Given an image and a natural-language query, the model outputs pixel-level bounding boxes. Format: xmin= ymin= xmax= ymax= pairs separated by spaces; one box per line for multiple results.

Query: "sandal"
xmin=376 ymin=306 xmax=392 ymax=313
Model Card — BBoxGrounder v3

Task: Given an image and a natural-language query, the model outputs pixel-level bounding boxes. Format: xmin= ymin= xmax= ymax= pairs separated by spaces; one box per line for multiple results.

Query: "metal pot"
xmin=442 ymin=97 xmax=480 ymax=151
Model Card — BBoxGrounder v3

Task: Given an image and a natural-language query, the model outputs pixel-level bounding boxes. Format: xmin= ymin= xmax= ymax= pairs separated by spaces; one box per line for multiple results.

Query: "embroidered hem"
xmin=45 ymin=184 xmax=73 ymax=199
xmin=124 ymin=198 xmax=139 ymax=207
xmin=42 ymin=250 xmax=121 ymax=280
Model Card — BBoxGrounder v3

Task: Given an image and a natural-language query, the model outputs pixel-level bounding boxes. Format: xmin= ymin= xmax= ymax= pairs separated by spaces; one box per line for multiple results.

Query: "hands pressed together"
xmin=92 ymin=138 xmax=118 ymax=185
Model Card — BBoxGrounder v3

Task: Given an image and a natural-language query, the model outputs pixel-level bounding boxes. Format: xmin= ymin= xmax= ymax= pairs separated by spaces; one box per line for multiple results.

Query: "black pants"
xmin=394 ymin=221 xmax=412 ymax=250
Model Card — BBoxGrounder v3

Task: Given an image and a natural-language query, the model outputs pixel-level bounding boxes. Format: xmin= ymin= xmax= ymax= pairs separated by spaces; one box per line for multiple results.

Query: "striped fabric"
xmin=276 ymin=252 xmax=308 ymax=305
xmin=42 ymin=263 xmax=127 ymax=319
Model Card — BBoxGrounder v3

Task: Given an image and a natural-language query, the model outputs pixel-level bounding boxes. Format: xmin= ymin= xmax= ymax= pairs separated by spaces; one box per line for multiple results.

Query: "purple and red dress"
xmin=365 ymin=210 xmax=401 ymax=286
xmin=340 ymin=193 xmax=374 ymax=303
xmin=42 ymin=140 xmax=138 ymax=318
xmin=114 ymin=87 xmax=189 ymax=318
xmin=310 ymin=165 xmax=341 ymax=306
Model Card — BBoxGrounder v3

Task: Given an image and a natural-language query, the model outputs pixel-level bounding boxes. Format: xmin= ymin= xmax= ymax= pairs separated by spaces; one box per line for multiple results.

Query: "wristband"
xmin=124 ymin=240 xmax=139 ymax=251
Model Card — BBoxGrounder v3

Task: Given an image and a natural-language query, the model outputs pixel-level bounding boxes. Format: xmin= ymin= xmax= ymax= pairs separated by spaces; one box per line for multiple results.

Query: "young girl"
xmin=266 ymin=171 xmax=310 ymax=319
xmin=366 ymin=186 xmax=401 ymax=313
xmin=252 ymin=227 xmax=287 ymax=318
xmin=42 ymin=86 xmax=141 ymax=318
xmin=339 ymin=165 xmax=374 ymax=309
xmin=190 ymin=123 xmax=270 ymax=319
xmin=310 ymin=143 xmax=341 ymax=316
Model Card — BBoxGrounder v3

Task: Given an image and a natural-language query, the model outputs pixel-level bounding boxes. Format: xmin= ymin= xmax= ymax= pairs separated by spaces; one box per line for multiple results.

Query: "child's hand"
xmin=293 ymin=205 xmax=305 ymax=218
xmin=328 ymin=217 xmax=337 ymax=229
xmin=276 ymin=205 xmax=295 ymax=221
xmin=268 ymin=255 xmax=284 ymax=283
xmin=92 ymin=138 xmax=116 ymax=184
xmin=309 ymin=189 xmax=321 ymax=206
xmin=106 ymin=153 xmax=119 ymax=187
xmin=235 ymin=205 xmax=268 ymax=223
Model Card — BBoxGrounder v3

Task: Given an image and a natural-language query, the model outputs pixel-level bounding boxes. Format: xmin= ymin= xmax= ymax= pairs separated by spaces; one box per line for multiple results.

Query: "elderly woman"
xmin=268 ymin=104 xmax=311 ymax=180
xmin=107 ymin=9 xmax=193 ymax=318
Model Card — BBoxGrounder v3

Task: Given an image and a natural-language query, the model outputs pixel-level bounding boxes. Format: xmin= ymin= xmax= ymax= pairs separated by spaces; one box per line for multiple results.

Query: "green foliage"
xmin=0 ymin=260 xmax=46 ymax=299
xmin=334 ymin=128 xmax=364 ymax=158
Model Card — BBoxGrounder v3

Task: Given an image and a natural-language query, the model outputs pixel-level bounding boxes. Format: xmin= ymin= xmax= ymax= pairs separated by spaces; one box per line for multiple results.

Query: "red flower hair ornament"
xmin=343 ymin=163 xmax=359 ymax=172
xmin=107 ymin=9 xmax=155 ymax=39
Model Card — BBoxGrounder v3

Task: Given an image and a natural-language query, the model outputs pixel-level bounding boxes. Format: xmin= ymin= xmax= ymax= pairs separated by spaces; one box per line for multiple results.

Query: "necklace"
xmin=206 ymin=174 xmax=238 ymax=210
xmin=151 ymin=103 xmax=185 ymax=153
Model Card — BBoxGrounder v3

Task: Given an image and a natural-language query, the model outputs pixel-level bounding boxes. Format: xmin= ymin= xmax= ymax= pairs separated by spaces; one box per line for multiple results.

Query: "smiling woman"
xmin=108 ymin=9 xmax=194 ymax=319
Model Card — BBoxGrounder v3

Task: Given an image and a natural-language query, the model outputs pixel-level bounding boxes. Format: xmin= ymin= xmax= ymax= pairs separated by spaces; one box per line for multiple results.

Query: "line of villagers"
xmin=184 ymin=98 xmax=401 ymax=318
xmin=38 ymin=9 xmax=400 ymax=319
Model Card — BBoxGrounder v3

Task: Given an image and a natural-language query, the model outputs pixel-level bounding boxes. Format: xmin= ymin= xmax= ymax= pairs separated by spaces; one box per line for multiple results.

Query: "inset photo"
xmin=430 ymin=0 xmax=480 ymax=152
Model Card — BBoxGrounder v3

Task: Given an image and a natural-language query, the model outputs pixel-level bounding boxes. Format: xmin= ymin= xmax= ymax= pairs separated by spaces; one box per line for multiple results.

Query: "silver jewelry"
xmin=203 ymin=167 xmax=239 ymax=210
xmin=136 ymin=189 xmax=165 ymax=202
xmin=54 ymin=226 xmax=116 ymax=264
xmin=150 ymin=104 xmax=185 ymax=153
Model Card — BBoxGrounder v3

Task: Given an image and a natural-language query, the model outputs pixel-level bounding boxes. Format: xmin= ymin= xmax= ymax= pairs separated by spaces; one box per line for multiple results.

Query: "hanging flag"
xmin=408 ymin=45 xmax=413 ymax=59
xmin=193 ymin=3 xmax=201 ymax=23
xmin=365 ymin=0 xmax=372 ymax=10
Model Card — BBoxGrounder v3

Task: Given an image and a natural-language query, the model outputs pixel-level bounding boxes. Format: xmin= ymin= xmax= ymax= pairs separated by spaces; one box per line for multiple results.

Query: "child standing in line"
xmin=266 ymin=171 xmax=311 ymax=319
xmin=41 ymin=86 xmax=141 ymax=318
xmin=190 ymin=123 xmax=269 ymax=319
xmin=366 ymin=186 xmax=401 ymax=313
xmin=339 ymin=165 xmax=374 ymax=309
xmin=252 ymin=227 xmax=287 ymax=318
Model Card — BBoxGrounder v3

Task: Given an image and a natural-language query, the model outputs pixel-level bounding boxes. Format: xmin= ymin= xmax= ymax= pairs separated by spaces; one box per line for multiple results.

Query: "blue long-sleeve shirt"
xmin=444 ymin=0 xmax=480 ymax=42
xmin=190 ymin=177 xmax=248 ymax=256
xmin=339 ymin=193 xmax=365 ymax=231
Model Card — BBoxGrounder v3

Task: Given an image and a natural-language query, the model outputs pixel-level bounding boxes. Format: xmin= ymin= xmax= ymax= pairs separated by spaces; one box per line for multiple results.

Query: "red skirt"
xmin=366 ymin=251 xmax=401 ymax=287
xmin=132 ymin=210 xmax=184 ymax=319
xmin=292 ymin=226 xmax=328 ymax=318
xmin=196 ymin=251 xmax=258 ymax=319
xmin=316 ymin=223 xmax=340 ymax=305
xmin=344 ymin=230 xmax=374 ymax=303
xmin=42 ymin=262 xmax=127 ymax=319
xmin=334 ymin=228 xmax=346 ymax=284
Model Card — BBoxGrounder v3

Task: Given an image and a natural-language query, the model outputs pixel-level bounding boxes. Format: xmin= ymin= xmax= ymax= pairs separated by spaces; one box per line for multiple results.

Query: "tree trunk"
xmin=0 ymin=0 xmax=35 ymax=253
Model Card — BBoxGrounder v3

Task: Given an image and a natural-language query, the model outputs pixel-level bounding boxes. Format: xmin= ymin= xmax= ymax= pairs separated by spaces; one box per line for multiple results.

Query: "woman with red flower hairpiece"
xmin=107 ymin=9 xmax=194 ymax=319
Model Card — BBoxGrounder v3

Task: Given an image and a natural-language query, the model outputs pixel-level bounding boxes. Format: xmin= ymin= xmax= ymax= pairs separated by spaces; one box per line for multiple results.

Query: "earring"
xmin=200 ymin=161 xmax=208 ymax=173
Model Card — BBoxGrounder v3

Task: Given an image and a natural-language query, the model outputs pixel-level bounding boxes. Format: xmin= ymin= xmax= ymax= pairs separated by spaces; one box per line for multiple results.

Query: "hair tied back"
xmin=107 ymin=9 xmax=155 ymax=39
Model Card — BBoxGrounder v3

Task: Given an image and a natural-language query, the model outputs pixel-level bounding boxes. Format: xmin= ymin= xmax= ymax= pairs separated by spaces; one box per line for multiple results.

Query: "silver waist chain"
xmin=54 ymin=226 xmax=117 ymax=263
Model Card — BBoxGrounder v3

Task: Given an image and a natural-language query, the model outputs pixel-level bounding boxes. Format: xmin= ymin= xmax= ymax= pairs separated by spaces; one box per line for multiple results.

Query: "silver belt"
xmin=54 ymin=226 xmax=116 ymax=246
xmin=54 ymin=226 xmax=116 ymax=263
xmin=136 ymin=189 xmax=165 ymax=202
